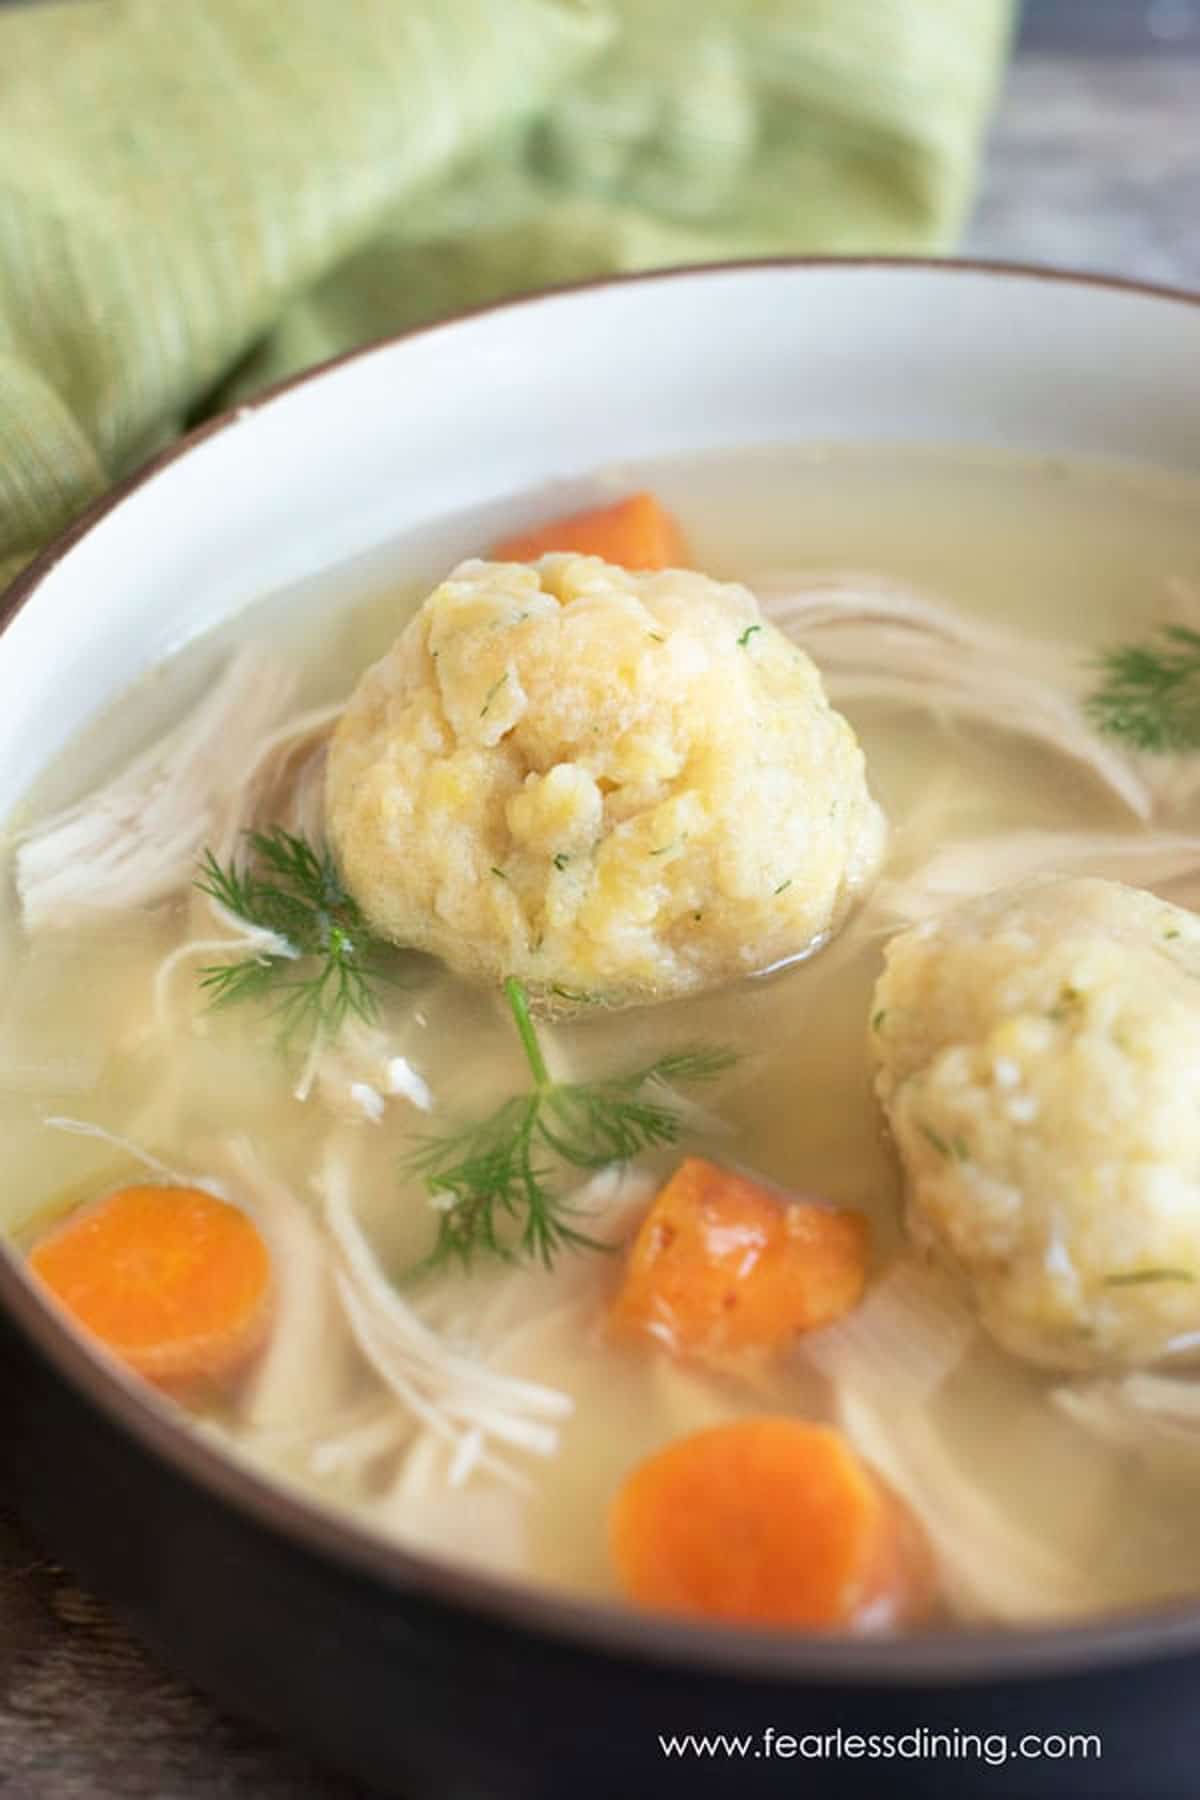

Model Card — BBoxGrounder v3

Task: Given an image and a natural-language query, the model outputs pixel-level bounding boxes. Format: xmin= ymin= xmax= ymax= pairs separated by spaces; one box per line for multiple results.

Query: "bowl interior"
xmin=3 ymin=259 xmax=1200 ymax=1684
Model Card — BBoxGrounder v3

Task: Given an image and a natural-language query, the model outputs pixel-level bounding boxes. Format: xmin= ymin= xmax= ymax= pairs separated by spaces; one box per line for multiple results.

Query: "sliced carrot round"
xmin=610 ymin=1417 xmax=930 ymax=1632
xmin=29 ymin=1184 xmax=273 ymax=1386
xmin=490 ymin=491 xmax=687 ymax=570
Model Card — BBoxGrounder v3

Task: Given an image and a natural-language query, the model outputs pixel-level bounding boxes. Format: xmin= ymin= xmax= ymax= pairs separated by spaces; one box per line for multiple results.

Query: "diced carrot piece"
xmin=610 ymin=1157 xmax=868 ymax=1357
xmin=610 ymin=1417 xmax=931 ymax=1631
xmin=490 ymin=492 xmax=687 ymax=570
xmin=29 ymin=1185 xmax=273 ymax=1387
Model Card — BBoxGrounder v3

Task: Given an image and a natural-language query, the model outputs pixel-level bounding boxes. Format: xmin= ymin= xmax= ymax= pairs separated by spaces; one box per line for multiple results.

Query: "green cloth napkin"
xmin=0 ymin=0 xmax=1014 ymax=593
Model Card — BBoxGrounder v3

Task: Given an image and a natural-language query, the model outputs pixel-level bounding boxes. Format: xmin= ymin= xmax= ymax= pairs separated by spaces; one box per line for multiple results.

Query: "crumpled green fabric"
xmin=0 ymin=0 xmax=1014 ymax=593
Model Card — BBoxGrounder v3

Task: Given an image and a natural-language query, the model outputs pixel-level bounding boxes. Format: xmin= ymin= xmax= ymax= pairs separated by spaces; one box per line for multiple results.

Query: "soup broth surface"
xmin=5 ymin=443 xmax=1200 ymax=1625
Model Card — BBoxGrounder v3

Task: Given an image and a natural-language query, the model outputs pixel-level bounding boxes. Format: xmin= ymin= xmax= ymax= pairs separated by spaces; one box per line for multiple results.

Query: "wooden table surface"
xmin=3 ymin=17 xmax=1199 ymax=1800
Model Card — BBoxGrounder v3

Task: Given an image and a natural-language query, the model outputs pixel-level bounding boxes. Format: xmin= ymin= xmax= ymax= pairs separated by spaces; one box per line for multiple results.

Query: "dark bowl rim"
xmin=5 ymin=253 xmax=1200 ymax=1690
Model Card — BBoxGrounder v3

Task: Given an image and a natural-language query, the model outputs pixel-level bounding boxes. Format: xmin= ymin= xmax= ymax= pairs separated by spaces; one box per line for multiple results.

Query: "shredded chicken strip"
xmin=379 ymin=1431 xmax=532 ymax=1576
xmin=756 ymin=571 xmax=1153 ymax=819
xmin=318 ymin=1137 xmax=575 ymax=1488
xmin=804 ymin=1259 xmax=1095 ymax=1621
xmin=209 ymin=700 xmax=341 ymax=860
xmin=318 ymin=1142 xmax=656 ymax=1490
xmin=215 ymin=1138 xmax=364 ymax=1435
xmin=746 ymin=576 xmax=1200 ymax=931
xmin=876 ymin=828 xmax=1200 ymax=926
xmin=16 ymin=645 xmax=295 ymax=931
xmin=1053 ymin=1372 xmax=1200 ymax=1483
xmin=152 ymin=701 xmax=341 ymax=1031
xmin=42 ymin=1115 xmax=229 ymax=1200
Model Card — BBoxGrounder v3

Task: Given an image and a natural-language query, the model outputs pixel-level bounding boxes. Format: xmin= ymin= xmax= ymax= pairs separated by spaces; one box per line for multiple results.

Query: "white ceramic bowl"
xmin=4 ymin=259 xmax=1200 ymax=801
xmin=3 ymin=261 xmax=1200 ymax=1800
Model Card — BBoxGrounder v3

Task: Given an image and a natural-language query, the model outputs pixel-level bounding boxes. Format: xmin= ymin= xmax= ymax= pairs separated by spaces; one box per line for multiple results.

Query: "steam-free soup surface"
xmin=5 ymin=444 xmax=1200 ymax=1628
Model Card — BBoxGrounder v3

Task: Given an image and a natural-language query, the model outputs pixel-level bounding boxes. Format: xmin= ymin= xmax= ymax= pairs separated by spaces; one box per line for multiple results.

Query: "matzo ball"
xmin=873 ymin=877 xmax=1200 ymax=1372
xmin=325 ymin=556 xmax=885 ymax=1005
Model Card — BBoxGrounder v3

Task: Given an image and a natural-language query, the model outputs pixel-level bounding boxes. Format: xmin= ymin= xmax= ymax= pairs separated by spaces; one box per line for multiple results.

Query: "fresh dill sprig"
xmin=1085 ymin=624 xmax=1200 ymax=753
xmin=196 ymin=827 xmax=393 ymax=1049
xmin=404 ymin=977 xmax=735 ymax=1275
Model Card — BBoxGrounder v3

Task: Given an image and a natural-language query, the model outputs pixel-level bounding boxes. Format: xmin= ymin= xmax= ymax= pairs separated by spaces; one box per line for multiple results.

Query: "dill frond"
xmin=1085 ymin=625 xmax=1200 ymax=753
xmin=405 ymin=977 xmax=735 ymax=1275
xmin=195 ymin=827 xmax=396 ymax=1050
xmin=197 ymin=953 xmax=285 ymax=1009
